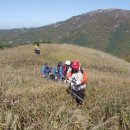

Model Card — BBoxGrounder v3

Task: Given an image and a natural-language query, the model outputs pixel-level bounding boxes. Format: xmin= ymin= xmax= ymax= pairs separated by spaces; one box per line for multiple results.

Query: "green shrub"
xmin=126 ymin=55 xmax=130 ymax=62
xmin=33 ymin=41 xmax=40 ymax=46
xmin=0 ymin=44 xmax=4 ymax=49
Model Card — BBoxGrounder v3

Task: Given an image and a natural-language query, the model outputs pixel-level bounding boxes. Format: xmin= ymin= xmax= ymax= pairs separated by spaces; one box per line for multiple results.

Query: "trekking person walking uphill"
xmin=62 ymin=60 xmax=71 ymax=79
xmin=41 ymin=63 xmax=50 ymax=78
xmin=66 ymin=60 xmax=87 ymax=105
xmin=34 ymin=43 xmax=40 ymax=55
xmin=57 ymin=61 xmax=64 ymax=80
xmin=49 ymin=66 xmax=59 ymax=80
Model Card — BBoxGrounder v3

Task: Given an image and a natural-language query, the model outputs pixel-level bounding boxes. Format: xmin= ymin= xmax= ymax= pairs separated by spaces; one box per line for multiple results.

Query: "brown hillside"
xmin=0 ymin=44 xmax=130 ymax=130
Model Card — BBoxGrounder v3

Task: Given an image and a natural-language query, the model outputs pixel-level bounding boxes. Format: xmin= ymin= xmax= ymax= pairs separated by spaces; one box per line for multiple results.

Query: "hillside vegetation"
xmin=0 ymin=9 xmax=130 ymax=60
xmin=0 ymin=44 xmax=130 ymax=130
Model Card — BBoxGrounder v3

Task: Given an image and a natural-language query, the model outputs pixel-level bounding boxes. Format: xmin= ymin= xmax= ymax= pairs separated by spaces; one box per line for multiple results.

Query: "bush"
xmin=0 ymin=44 xmax=4 ymax=49
xmin=0 ymin=44 xmax=13 ymax=49
xmin=47 ymin=41 xmax=52 ymax=44
xmin=33 ymin=41 xmax=40 ymax=46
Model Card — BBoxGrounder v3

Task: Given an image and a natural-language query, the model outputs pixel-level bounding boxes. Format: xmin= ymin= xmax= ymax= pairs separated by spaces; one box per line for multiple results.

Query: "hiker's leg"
xmin=76 ymin=89 xmax=85 ymax=105
xmin=71 ymin=90 xmax=77 ymax=99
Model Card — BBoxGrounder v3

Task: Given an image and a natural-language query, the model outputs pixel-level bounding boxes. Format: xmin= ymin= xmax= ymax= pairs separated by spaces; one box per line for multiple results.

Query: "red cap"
xmin=71 ymin=60 xmax=80 ymax=69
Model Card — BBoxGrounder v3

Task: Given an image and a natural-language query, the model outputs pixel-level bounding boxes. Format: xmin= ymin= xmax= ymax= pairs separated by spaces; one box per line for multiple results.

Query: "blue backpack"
xmin=49 ymin=66 xmax=58 ymax=80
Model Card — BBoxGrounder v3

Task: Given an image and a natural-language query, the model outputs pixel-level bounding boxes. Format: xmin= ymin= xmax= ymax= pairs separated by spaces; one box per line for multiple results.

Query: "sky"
xmin=0 ymin=0 xmax=130 ymax=29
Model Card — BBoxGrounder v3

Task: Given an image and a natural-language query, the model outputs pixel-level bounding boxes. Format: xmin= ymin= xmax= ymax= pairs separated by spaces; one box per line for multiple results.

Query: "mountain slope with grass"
xmin=0 ymin=9 xmax=130 ymax=60
xmin=0 ymin=44 xmax=130 ymax=130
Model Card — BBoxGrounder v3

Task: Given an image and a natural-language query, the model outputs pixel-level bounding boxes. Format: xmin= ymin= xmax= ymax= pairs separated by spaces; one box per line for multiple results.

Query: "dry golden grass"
xmin=0 ymin=44 xmax=130 ymax=130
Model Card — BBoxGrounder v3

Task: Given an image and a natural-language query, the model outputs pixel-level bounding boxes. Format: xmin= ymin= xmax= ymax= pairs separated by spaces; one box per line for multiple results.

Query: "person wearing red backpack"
xmin=62 ymin=60 xmax=71 ymax=79
xmin=66 ymin=60 xmax=87 ymax=105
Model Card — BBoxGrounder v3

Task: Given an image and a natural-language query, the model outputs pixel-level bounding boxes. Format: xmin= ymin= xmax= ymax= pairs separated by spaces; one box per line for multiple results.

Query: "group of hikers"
xmin=41 ymin=60 xmax=87 ymax=105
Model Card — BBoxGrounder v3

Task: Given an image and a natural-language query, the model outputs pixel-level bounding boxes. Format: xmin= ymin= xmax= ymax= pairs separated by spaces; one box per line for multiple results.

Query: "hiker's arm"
xmin=66 ymin=70 xmax=72 ymax=80
xmin=80 ymin=69 xmax=87 ymax=84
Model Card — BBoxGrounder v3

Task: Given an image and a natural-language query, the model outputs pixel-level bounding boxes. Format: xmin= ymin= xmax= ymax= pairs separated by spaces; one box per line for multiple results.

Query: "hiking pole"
xmin=70 ymin=90 xmax=83 ymax=101
xmin=65 ymin=79 xmax=84 ymax=101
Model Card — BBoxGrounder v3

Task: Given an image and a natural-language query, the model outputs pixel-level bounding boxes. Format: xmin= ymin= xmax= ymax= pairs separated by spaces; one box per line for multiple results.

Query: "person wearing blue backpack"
xmin=41 ymin=63 xmax=50 ymax=78
xmin=57 ymin=61 xmax=64 ymax=80
xmin=49 ymin=66 xmax=58 ymax=80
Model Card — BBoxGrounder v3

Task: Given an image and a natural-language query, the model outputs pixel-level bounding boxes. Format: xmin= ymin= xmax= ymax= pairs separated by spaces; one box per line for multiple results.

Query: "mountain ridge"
xmin=0 ymin=9 xmax=130 ymax=60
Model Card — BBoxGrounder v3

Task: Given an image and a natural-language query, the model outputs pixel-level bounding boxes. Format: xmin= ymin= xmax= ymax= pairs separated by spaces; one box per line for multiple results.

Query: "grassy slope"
xmin=1 ymin=9 xmax=130 ymax=60
xmin=0 ymin=44 xmax=130 ymax=130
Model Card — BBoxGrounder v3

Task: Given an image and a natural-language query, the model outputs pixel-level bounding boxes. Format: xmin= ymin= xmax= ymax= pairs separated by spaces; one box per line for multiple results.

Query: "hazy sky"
xmin=0 ymin=0 xmax=130 ymax=29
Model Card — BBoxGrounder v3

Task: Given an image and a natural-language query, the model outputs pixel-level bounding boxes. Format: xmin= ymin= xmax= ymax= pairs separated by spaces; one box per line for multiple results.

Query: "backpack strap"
xmin=62 ymin=65 xmax=66 ymax=75
xmin=79 ymin=67 xmax=84 ymax=74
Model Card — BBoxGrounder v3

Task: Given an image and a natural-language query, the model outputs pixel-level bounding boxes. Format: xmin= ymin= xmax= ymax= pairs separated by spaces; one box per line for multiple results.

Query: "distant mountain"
xmin=0 ymin=9 xmax=130 ymax=59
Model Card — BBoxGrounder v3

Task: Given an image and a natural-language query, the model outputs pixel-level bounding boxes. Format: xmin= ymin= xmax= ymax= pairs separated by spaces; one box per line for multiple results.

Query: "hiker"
xmin=66 ymin=60 xmax=87 ymax=105
xmin=57 ymin=61 xmax=64 ymax=80
xmin=34 ymin=44 xmax=38 ymax=50
xmin=49 ymin=66 xmax=58 ymax=80
xmin=34 ymin=44 xmax=40 ymax=55
xmin=62 ymin=60 xmax=71 ymax=78
xmin=41 ymin=63 xmax=50 ymax=78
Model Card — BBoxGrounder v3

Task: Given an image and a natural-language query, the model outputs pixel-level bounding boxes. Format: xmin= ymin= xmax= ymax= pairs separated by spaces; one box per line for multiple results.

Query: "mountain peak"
xmin=81 ymin=8 xmax=129 ymax=16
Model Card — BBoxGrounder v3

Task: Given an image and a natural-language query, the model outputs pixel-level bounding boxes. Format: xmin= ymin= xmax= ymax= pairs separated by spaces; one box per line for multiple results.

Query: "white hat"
xmin=65 ymin=60 xmax=71 ymax=65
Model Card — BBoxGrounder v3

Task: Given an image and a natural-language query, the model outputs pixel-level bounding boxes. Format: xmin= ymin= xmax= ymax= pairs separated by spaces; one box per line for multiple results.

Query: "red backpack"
xmin=62 ymin=65 xmax=69 ymax=76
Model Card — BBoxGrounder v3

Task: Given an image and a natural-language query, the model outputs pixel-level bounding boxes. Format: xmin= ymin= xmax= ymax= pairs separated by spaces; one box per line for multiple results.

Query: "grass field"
xmin=0 ymin=44 xmax=130 ymax=130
